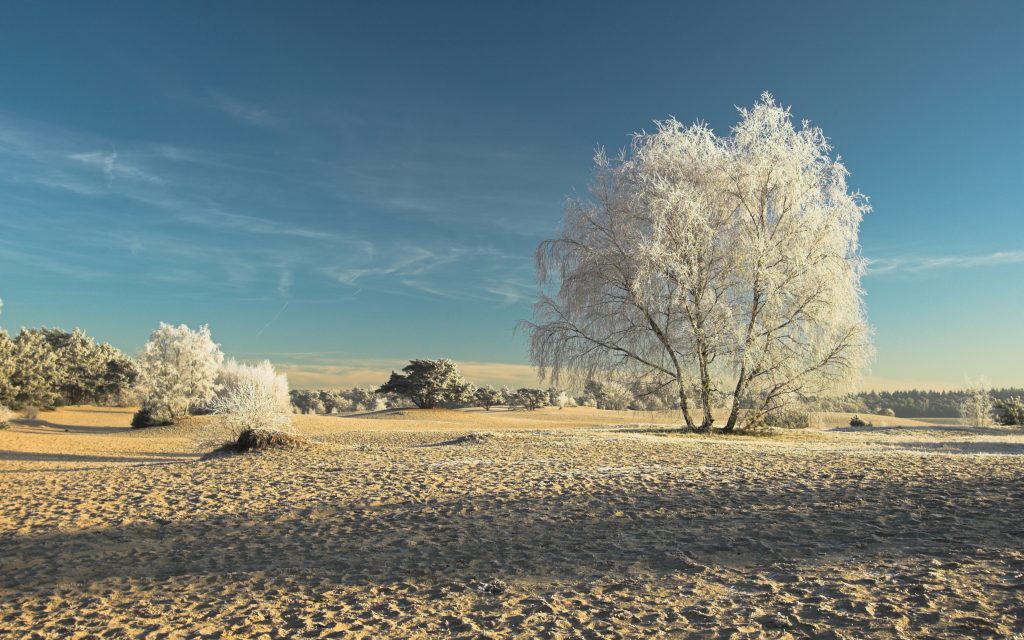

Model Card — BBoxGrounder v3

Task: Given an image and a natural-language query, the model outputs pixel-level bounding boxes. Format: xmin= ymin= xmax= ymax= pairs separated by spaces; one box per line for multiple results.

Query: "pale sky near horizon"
xmin=0 ymin=1 xmax=1021 ymax=391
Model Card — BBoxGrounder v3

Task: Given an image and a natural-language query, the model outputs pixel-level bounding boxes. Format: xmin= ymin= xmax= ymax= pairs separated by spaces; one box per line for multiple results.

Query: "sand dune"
xmin=2 ymin=406 xmax=1022 ymax=638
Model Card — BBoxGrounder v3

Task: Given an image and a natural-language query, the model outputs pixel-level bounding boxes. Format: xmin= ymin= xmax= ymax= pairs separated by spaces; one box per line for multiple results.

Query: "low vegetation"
xmin=213 ymin=428 xmax=306 ymax=454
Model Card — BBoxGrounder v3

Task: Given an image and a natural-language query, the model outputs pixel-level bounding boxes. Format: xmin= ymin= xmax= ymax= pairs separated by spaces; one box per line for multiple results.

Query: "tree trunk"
xmin=723 ymin=371 xmax=747 ymax=433
xmin=697 ymin=349 xmax=714 ymax=431
xmin=677 ymin=379 xmax=696 ymax=430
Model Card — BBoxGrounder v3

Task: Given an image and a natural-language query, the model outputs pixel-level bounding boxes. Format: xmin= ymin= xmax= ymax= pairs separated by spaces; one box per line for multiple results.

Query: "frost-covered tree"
xmin=994 ymin=396 xmax=1024 ymax=426
xmin=513 ymin=388 xmax=549 ymax=411
xmin=474 ymin=385 xmax=503 ymax=410
xmin=289 ymin=389 xmax=324 ymax=415
xmin=377 ymin=359 xmax=472 ymax=409
xmin=40 ymin=328 xmax=108 ymax=405
xmin=599 ymin=381 xmax=634 ymax=411
xmin=0 ymin=331 xmax=15 ymax=408
xmin=553 ymin=390 xmax=573 ymax=409
xmin=959 ymin=378 xmax=994 ymax=427
xmin=134 ymin=323 xmax=223 ymax=425
xmin=525 ymin=94 xmax=872 ymax=432
xmin=92 ymin=343 xmax=138 ymax=406
xmin=346 ymin=387 xmax=379 ymax=411
xmin=216 ymin=359 xmax=291 ymax=414
xmin=8 ymin=329 xmax=63 ymax=409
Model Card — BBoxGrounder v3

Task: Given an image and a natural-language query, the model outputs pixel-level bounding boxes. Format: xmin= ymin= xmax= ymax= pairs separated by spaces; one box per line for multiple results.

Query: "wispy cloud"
xmin=0 ymin=111 xmax=539 ymax=307
xmin=68 ymin=149 xmax=164 ymax=185
xmin=212 ymin=93 xmax=277 ymax=127
xmin=174 ymin=204 xmax=345 ymax=241
xmin=322 ymin=246 xmax=464 ymax=287
xmin=869 ymin=250 xmax=1024 ymax=275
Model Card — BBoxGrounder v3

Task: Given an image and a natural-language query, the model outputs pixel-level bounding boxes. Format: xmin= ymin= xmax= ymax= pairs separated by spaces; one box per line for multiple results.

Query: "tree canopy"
xmin=525 ymin=94 xmax=872 ymax=431
xmin=377 ymin=358 xmax=472 ymax=409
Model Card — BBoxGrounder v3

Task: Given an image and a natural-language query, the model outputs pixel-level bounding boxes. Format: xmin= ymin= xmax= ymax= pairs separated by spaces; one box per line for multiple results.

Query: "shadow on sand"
xmin=830 ymin=424 xmax=1019 ymax=437
xmin=2 ymin=464 xmax=1020 ymax=592
xmin=9 ymin=419 xmax=128 ymax=435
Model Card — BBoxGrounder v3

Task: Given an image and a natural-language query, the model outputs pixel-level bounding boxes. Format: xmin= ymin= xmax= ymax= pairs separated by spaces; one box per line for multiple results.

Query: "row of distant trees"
xmin=811 ymin=388 xmax=1024 ymax=419
xmin=2 ymin=298 xmax=1019 ymax=429
xmin=289 ymin=358 xmax=686 ymax=415
xmin=294 ymin=359 xmax=1024 ymax=428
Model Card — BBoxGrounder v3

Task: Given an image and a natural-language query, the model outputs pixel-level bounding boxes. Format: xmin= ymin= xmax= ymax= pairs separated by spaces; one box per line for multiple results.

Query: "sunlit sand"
xmin=2 ymin=406 xmax=1022 ymax=638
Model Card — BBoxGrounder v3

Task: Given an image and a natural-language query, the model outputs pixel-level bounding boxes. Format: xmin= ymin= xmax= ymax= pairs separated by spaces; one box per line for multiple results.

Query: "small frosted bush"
xmin=211 ymin=374 xmax=293 ymax=439
xmin=0 ymin=405 xmax=12 ymax=428
xmin=215 ymin=359 xmax=290 ymax=413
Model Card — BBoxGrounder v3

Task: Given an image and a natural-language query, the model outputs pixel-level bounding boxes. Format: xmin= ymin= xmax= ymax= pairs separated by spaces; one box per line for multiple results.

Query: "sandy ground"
xmin=1 ymin=406 xmax=1022 ymax=639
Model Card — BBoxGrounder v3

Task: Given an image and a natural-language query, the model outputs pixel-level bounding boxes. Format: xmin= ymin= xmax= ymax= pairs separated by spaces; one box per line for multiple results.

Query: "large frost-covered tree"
xmin=526 ymin=94 xmax=872 ymax=432
xmin=134 ymin=323 xmax=224 ymax=424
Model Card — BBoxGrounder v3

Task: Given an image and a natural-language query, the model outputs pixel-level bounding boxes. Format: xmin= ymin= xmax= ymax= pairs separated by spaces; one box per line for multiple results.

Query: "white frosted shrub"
xmin=211 ymin=373 xmax=293 ymax=439
xmin=216 ymin=358 xmax=291 ymax=413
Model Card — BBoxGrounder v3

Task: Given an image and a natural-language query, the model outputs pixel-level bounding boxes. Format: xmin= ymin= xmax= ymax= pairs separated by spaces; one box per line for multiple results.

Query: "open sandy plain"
xmin=1 ymin=405 xmax=1022 ymax=639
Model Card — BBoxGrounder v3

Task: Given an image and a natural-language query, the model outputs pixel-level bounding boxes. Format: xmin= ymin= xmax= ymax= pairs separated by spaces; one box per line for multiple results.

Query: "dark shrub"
xmin=763 ymin=409 xmax=812 ymax=429
xmin=849 ymin=414 xmax=868 ymax=427
xmin=131 ymin=407 xmax=172 ymax=429
xmin=213 ymin=428 xmax=306 ymax=454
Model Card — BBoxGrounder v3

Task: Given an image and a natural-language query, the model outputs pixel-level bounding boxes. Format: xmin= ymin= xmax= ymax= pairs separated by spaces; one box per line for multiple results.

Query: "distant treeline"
xmin=813 ymin=389 xmax=1024 ymax=418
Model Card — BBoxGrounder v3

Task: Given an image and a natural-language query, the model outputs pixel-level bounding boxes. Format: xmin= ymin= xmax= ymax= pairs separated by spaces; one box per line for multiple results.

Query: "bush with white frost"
xmin=0 ymin=405 xmax=12 ymax=428
xmin=215 ymin=359 xmax=291 ymax=413
xmin=133 ymin=323 xmax=223 ymax=426
xmin=211 ymin=372 xmax=294 ymax=440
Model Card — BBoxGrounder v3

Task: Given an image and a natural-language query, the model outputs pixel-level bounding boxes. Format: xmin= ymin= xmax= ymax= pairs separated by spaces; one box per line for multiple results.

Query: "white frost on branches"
xmin=216 ymin=358 xmax=291 ymax=414
xmin=959 ymin=377 xmax=993 ymax=427
xmin=211 ymin=367 xmax=294 ymax=438
xmin=134 ymin=323 xmax=224 ymax=423
xmin=526 ymin=94 xmax=873 ymax=431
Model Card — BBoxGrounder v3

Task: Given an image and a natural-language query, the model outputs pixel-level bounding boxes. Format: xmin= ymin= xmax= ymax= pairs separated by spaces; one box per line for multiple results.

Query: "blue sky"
xmin=0 ymin=1 xmax=1021 ymax=390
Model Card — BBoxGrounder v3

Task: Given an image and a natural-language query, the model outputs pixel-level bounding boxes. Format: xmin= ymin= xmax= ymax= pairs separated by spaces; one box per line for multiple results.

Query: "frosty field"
xmin=1 ymin=406 xmax=1022 ymax=639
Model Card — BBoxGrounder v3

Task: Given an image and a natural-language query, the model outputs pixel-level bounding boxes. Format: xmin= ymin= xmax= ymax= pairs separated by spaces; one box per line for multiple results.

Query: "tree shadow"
xmin=879 ymin=441 xmax=1024 ymax=456
xmin=8 ymin=419 xmax=128 ymax=435
xmin=0 ymin=450 xmax=199 ymax=464
xmin=2 ymin=468 xmax=1019 ymax=592
xmin=830 ymin=424 xmax=1018 ymax=437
